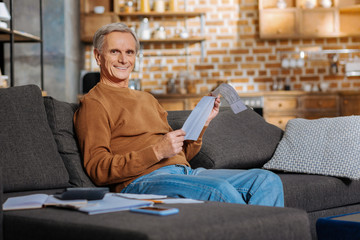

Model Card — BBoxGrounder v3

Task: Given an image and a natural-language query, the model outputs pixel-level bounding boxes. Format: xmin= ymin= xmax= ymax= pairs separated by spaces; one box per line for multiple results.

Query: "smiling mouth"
xmin=114 ymin=66 xmax=128 ymax=70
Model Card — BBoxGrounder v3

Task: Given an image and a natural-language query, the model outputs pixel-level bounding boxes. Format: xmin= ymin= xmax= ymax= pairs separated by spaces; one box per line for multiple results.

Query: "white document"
xmin=160 ymin=198 xmax=204 ymax=204
xmin=211 ymin=83 xmax=247 ymax=114
xmin=3 ymin=194 xmax=48 ymax=210
xmin=77 ymin=193 xmax=152 ymax=215
xmin=3 ymin=194 xmax=87 ymax=211
xmin=114 ymin=193 xmax=167 ymax=200
xmin=182 ymin=96 xmax=216 ymax=141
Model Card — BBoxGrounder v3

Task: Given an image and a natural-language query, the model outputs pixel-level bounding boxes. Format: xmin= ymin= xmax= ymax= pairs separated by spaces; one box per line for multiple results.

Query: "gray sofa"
xmin=1 ymin=84 xmax=358 ymax=239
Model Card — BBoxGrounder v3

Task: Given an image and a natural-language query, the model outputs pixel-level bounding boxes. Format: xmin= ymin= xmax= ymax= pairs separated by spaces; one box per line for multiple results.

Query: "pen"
xmin=142 ymin=199 xmax=163 ymax=204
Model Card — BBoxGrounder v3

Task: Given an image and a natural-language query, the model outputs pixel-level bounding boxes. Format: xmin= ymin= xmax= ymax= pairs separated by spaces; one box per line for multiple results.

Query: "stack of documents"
xmin=3 ymin=193 xmax=152 ymax=215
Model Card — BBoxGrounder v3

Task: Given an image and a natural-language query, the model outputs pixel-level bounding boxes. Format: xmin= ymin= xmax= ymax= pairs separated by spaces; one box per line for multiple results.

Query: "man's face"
xmin=95 ymin=32 xmax=136 ymax=86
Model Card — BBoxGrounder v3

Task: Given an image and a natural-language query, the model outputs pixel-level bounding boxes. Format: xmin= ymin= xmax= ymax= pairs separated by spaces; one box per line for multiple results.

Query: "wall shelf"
xmin=81 ymin=12 xmax=205 ymax=19
xmin=0 ymin=27 xmax=41 ymax=42
xmin=278 ymin=49 xmax=360 ymax=77
xmin=81 ymin=35 xmax=205 ymax=44
xmin=80 ymin=0 xmax=207 ymax=78
xmin=140 ymin=37 xmax=205 ymax=43
xmin=0 ymin=0 xmax=43 ymax=88
xmin=278 ymin=49 xmax=360 ymax=55
xmin=339 ymin=4 xmax=360 ymax=13
xmin=117 ymin=11 xmax=205 ymax=18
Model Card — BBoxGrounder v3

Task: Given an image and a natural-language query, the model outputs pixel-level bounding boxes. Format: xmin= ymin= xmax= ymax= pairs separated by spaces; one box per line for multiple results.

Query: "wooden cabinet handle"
xmin=344 ymin=100 xmax=349 ymax=105
xmin=278 ymin=103 xmax=282 ymax=108
xmin=278 ymin=120 xmax=283 ymax=124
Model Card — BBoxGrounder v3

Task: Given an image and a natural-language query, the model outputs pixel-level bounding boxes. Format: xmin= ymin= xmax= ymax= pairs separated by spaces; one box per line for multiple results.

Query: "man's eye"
xmin=127 ymin=50 xmax=135 ymax=55
xmin=110 ymin=50 xmax=118 ymax=54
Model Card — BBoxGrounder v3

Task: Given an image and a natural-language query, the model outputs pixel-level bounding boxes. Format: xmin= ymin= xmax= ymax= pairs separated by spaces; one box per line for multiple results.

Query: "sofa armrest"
xmin=0 ymin=164 xmax=3 ymax=240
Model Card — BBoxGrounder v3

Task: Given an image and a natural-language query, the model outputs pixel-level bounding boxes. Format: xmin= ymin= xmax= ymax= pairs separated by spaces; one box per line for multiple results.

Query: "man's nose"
xmin=118 ymin=53 xmax=127 ymax=63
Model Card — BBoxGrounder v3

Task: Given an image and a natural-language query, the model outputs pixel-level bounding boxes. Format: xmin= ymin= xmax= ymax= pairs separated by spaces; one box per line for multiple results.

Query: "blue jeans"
xmin=121 ymin=165 xmax=284 ymax=207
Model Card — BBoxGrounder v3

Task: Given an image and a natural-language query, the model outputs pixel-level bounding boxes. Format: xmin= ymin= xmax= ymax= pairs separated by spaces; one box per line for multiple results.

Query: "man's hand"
xmin=154 ymin=129 xmax=186 ymax=160
xmin=204 ymin=95 xmax=221 ymax=126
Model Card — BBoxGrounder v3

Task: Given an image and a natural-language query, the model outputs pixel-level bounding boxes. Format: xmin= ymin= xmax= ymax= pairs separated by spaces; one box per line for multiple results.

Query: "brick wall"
xmin=84 ymin=0 xmax=360 ymax=94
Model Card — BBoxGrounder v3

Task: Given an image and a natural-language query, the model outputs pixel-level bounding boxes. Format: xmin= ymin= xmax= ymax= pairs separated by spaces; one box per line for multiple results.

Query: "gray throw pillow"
xmin=263 ymin=116 xmax=360 ymax=179
xmin=168 ymin=107 xmax=283 ymax=169
xmin=0 ymin=85 xmax=70 ymax=192
xmin=44 ymin=96 xmax=95 ymax=187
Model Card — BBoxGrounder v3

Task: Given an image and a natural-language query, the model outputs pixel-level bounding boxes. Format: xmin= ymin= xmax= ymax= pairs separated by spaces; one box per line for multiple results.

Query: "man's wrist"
xmin=153 ymin=145 xmax=163 ymax=161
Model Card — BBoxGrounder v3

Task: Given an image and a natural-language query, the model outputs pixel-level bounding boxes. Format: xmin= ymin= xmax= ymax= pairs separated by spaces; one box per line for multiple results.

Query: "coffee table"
xmin=317 ymin=212 xmax=360 ymax=240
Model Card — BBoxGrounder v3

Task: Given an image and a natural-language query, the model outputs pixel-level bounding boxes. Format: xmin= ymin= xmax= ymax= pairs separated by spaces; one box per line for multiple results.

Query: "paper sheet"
xmin=114 ymin=193 xmax=167 ymax=200
xmin=159 ymin=198 xmax=204 ymax=204
xmin=211 ymin=83 xmax=247 ymax=114
xmin=78 ymin=193 xmax=152 ymax=215
xmin=181 ymin=84 xmax=246 ymax=141
xmin=114 ymin=194 xmax=204 ymax=204
xmin=3 ymin=194 xmax=87 ymax=211
xmin=182 ymin=96 xmax=216 ymax=140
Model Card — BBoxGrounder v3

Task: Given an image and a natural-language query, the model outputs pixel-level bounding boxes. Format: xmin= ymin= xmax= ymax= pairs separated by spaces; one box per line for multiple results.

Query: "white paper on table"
xmin=3 ymin=194 xmax=87 ymax=211
xmin=77 ymin=193 xmax=151 ymax=215
xmin=182 ymin=96 xmax=216 ymax=140
xmin=114 ymin=193 xmax=167 ymax=200
xmin=160 ymin=198 xmax=204 ymax=204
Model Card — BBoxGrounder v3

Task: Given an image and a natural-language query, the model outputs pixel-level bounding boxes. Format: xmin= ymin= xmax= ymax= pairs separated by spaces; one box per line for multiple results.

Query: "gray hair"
xmin=93 ymin=22 xmax=140 ymax=54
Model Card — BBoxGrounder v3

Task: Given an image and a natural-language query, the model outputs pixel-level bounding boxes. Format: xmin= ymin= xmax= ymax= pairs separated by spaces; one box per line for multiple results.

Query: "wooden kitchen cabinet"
xmin=263 ymin=92 xmax=340 ymax=129
xmin=265 ymin=115 xmax=298 ymax=130
xmin=259 ymin=0 xmax=360 ymax=39
xmin=258 ymin=0 xmax=298 ymax=38
xmin=158 ymin=99 xmax=186 ymax=111
xmin=339 ymin=91 xmax=360 ymax=116
xmin=339 ymin=2 xmax=360 ymax=36
xmin=263 ymin=92 xmax=302 ymax=130
xmin=154 ymin=94 xmax=203 ymax=111
xmin=259 ymin=9 xmax=297 ymax=38
xmin=264 ymin=96 xmax=298 ymax=111
xmin=300 ymin=93 xmax=339 ymax=119
xmin=300 ymin=8 xmax=338 ymax=37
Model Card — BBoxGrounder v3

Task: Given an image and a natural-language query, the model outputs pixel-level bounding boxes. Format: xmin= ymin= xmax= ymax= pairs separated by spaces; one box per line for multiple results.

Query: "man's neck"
xmin=100 ymin=78 xmax=129 ymax=88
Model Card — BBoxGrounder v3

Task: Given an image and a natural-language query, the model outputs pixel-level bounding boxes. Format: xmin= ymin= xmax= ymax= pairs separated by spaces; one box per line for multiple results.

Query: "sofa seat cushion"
xmin=0 ymin=85 xmax=70 ymax=192
xmin=43 ymin=96 xmax=94 ymax=187
xmin=279 ymin=173 xmax=360 ymax=212
xmin=167 ymin=107 xmax=283 ymax=169
xmin=3 ymin=195 xmax=311 ymax=240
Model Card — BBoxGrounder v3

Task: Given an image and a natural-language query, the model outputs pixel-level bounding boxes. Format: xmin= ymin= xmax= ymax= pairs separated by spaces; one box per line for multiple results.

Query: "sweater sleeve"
xmin=74 ymin=98 xmax=160 ymax=186
xmin=182 ymin=126 xmax=207 ymax=162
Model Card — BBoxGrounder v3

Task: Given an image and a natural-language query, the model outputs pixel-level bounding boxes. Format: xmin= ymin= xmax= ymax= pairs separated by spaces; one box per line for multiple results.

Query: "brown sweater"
xmin=74 ymin=82 xmax=205 ymax=192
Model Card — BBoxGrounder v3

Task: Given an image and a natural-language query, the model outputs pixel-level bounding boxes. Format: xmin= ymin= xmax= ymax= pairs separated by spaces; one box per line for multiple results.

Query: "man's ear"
xmin=94 ymin=48 xmax=101 ymax=66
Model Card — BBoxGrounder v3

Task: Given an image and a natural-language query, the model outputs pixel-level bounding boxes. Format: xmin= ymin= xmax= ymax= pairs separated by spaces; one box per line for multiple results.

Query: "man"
xmin=74 ymin=22 xmax=284 ymax=207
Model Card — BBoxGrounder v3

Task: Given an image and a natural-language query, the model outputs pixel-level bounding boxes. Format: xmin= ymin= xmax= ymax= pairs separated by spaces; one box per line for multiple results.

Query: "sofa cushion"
xmin=279 ymin=173 xmax=360 ymax=212
xmin=0 ymin=85 xmax=70 ymax=192
xmin=264 ymin=117 xmax=360 ymax=180
xmin=168 ymin=107 xmax=283 ymax=169
xmin=43 ymin=97 xmax=95 ymax=187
